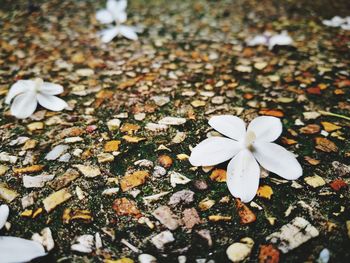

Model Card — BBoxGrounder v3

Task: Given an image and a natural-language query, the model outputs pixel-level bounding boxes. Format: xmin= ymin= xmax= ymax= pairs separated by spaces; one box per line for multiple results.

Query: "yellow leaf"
xmin=257 ymin=185 xmax=273 ymax=199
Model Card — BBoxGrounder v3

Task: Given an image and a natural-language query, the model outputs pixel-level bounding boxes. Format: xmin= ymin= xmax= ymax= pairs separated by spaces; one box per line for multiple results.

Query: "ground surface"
xmin=0 ymin=0 xmax=350 ymax=262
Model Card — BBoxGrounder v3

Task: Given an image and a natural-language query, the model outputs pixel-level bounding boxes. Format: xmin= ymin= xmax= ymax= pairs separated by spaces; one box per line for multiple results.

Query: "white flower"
xmin=0 ymin=204 xmax=46 ymax=263
xmin=96 ymin=0 xmax=138 ymax=43
xmin=5 ymin=78 xmax=68 ymax=119
xmin=322 ymin=16 xmax=350 ymax=30
xmin=189 ymin=115 xmax=302 ymax=202
xmin=247 ymin=31 xmax=293 ymax=50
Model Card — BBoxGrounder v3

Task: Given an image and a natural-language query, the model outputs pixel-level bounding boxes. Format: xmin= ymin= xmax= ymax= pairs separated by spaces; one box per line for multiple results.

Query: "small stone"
xmin=0 ymin=152 xmax=17 ymax=164
xmin=226 ymin=237 xmax=254 ymax=262
xmin=254 ymin=62 xmax=267 ymax=70
xmin=49 ymin=169 xmax=80 ymax=190
xmin=153 ymin=166 xmax=167 ymax=177
xmin=211 ymin=96 xmax=224 ymax=105
xmin=107 ymin=119 xmax=121 ymax=131
xmin=76 ymin=68 xmax=94 ymax=77
xmin=317 ymin=248 xmax=330 ymax=263
xmin=151 ymin=230 xmax=175 ymax=250
xmin=304 ymin=175 xmax=326 ymax=188
xmin=32 ymin=227 xmax=54 ymax=251
xmin=102 ymin=187 xmax=119 ymax=195
xmin=152 ymin=206 xmax=180 ymax=230
xmin=168 ymin=190 xmax=194 ymax=206
xmin=158 ymin=117 xmax=186 ymax=126
xmin=258 ymin=244 xmax=280 ymax=263
xmin=145 ymin=123 xmax=168 ymax=132
xmin=169 ymin=171 xmax=191 ymax=187
xmin=0 ymin=183 xmax=19 ymax=203
xmin=199 ymin=197 xmax=215 ymax=211
xmin=113 ymin=197 xmax=141 ymax=217
xmin=208 ymin=215 xmax=232 ymax=222
xmin=27 ymin=122 xmax=44 ymax=131
xmin=134 ymin=159 xmax=154 ymax=168
xmin=45 ymin=145 xmax=69 ymax=160
xmin=191 ymin=100 xmax=206 ymax=108
xmin=266 ymin=217 xmax=319 ymax=253
xmin=152 ymin=96 xmax=170 ymax=106
xmin=23 ymin=174 xmax=55 ymax=188
xmin=71 ymin=234 xmax=94 ymax=253
xmin=193 ymin=179 xmax=208 ymax=190
xmin=120 ymin=170 xmax=149 ymax=192
xmin=134 ymin=113 xmax=146 ymax=121
xmin=332 ymin=161 xmax=350 ymax=177
xmin=43 ymin=188 xmax=72 ymax=213
xmin=73 ymin=164 xmax=101 ymax=178
xmin=172 ymin=132 xmax=186 ymax=144
xmin=300 ymin=124 xmax=321 ymax=134
xmin=97 ymin=153 xmax=114 ymax=163
xmin=138 ymin=254 xmax=157 ymax=263
xmin=196 ymin=229 xmax=213 ymax=247
xmin=182 ymin=208 xmax=201 ymax=229
xmin=158 ymin=155 xmax=173 ymax=168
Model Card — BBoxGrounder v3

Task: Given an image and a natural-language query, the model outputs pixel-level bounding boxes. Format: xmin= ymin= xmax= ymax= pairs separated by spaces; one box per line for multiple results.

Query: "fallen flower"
xmin=189 ymin=115 xmax=302 ymax=202
xmin=6 ymin=78 xmax=68 ymax=119
xmin=322 ymin=16 xmax=350 ymax=30
xmin=96 ymin=0 xmax=138 ymax=43
xmin=247 ymin=31 xmax=293 ymax=50
xmin=0 ymin=204 xmax=47 ymax=262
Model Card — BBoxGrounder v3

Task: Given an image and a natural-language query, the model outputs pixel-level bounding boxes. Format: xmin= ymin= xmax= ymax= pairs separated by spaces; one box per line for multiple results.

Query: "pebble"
xmin=151 ymin=230 xmax=175 ymax=250
xmin=158 ymin=117 xmax=186 ymax=126
xmin=138 ymin=254 xmax=157 ymax=263
xmin=42 ymin=188 xmax=72 ymax=212
xmin=45 ymin=145 xmax=69 ymax=160
xmin=168 ymin=190 xmax=194 ymax=206
xmin=152 ymin=95 xmax=170 ymax=106
xmin=32 ymin=227 xmax=54 ymax=251
xmin=226 ymin=237 xmax=254 ymax=262
xmin=73 ymin=164 xmax=101 ymax=178
xmin=152 ymin=206 xmax=180 ymax=230
xmin=172 ymin=131 xmax=186 ymax=144
xmin=169 ymin=172 xmax=191 ymax=187
xmin=145 ymin=123 xmax=168 ymax=132
xmin=0 ymin=165 xmax=9 ymax=176
xmin=304 ymin=175 xmax=326 ymax=188
xmin=23 ymin=174 xmax=55 ymax=188
xmin=153 ymin=166 xmax=167 ymax=178
xmin=107 ymin=119 xmax=121 ymax=131
xmin=266 ymin=217 xmax=319 ymax=253
xmin=317 ymin=248 xmax=330 ymax=263
xmin=0 ymin=152 xmax=18 ymax=164
xmin=71 ymin=234 xmax=94 ymax=253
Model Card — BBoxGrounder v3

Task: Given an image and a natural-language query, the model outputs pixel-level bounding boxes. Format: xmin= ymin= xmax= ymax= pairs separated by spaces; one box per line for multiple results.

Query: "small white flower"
xmin=6 ymin=78 xmax=68 ymax=119
xmin=0 ymin=204 xmax=47 ymax=262
xmin=322 ymin=16 xmax=350 ymax=30
xmin=247 ymin=31 xmax=293 ymax=50
xmin=96 ymin=0 xmax=138 ymax=43
xmin=189 ymin=115 xmax=303 ymax=202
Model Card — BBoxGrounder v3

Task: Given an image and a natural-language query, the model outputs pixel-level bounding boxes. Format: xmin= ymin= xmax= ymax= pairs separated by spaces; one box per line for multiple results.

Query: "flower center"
xmin=244 ymin=130 xmax=256 ymax=150
xmin=34 ymin=78 xmax=43 ymax=93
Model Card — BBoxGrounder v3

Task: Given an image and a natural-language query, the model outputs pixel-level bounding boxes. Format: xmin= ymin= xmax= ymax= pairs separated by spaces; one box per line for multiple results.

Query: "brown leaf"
xmin=210 ymin=169 xmax=227 ymax=182
xmin=299 ymin=124 xmax=320 ymax=134
xmin=158 ymin=155 xmax=173 ymax=168
xmin=113 ymin=197 xmax=141 ymax=218
xmin=120 ymin=170 xmax=149 ymax=192
xmin=259 ymin=109 xmax=284 ymax=117
xmin=329 ymin=179 xmax=348 ymax=191
xmin=104 ymin=140 xmax=121 ymax=152
xmin=315 ymin=137 xmax=338 ymax=153
xmin=257 ymin=185 xmax=273 ymax=200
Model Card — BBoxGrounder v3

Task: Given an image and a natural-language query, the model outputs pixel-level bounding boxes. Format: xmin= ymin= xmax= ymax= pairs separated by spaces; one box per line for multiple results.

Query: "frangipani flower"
xmin=5 ymin=78 xmax=68 ymax=119
xmin=96 ymin=0 xmax=138 ymax=43
xmin=247 ymin=31 xmax=293 ymax=50
xmin=322 ymin=16 xmax=350 ymax=30
xmin=189 ymin=115 xmax=302 ymax=202
xmin=0 ymin=204 xmax=46 ymax=263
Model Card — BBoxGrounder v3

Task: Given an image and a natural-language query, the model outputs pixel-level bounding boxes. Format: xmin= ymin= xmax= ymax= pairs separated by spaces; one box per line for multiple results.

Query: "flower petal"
xmin=40 ymin=82 xmax=64 ymax=95
xmin=119 ymin=25 xmax=138 ymax=40
xmin=0 ymin=204 xmax=9 ymax=230
xmin=208 ymin=115 xmax=246 ymax=141
xmin=247 ymin=116 xmax=282 ymax=142
xmin=226 ymin=149 xmax=260 ymax=202
xmin=0 ymin=236 xmax=46 ymax=263
xmin=10 ymin=92 xmax=37 ymax=119
xmin=107 ymin=0 xmax=127 ymax=23
xmin=37 ymin=94 xmax=68 ymax=112
xmin=189 ymin=137 xmax=240 ymax=166
xmin=95 ymin=9 xmax=114 ymax=24
xmin=253 ymin=142 xmax=302 ymax=180
xmin=99 ymin=27 xmax=119 ymax=43
xmin=5 ymin=80 xmax=34 ymax=104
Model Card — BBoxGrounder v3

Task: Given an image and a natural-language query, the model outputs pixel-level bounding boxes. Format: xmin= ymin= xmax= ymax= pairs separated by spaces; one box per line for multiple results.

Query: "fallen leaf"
xmin=113 ymin=198 xmax=141 ymax=218
xmin=257 ymin=185 xmax=273 ymax=200
xmin=315 ymin=137 xmax=338 ymax=152
xmin=236 ymin=199 xmax=256 ymax=224
xmin=120 ymin=170 xmax=149 ymax=192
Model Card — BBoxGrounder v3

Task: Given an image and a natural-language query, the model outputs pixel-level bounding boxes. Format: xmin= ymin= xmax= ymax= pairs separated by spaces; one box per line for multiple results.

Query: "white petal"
xmin=208 ymin=115 xmax=246 ymax=141
xmin=10 ymin=92 xmax=37 ymax=119
xmin=189 ymin=137 xmax=240 ymax=166
xmin=253 ymin=142 xmax=302 ymax=180
xmin=0 ymin=204 xmax=9 ymax=230
xmin=119 ymin=25 xmax=138 ymax=40
xmin=6 ymin=80 xmax=34 ymax=104
xmin=107 ymin=0 xmax=127 ymax=23
xmin=0 ymin=236 xmax=46 ymax=263
xmin=37 ymin=93 xmax=67 ymax=111
xmin=246 ymin=35 xmax=268 ymax=46
xmin=40 ymin=82 xmax=64 ymax=95
xmin=95 ymin=9 xmax=114 ymax=24
xmin=247 ymin=116 xmax=282 ymax=142
xmin=99 ymin=27 xmax=119 ymax=43
xmin=268 ymin=32 xmax=293 ymax=49
xmin=226 ymin=149 xmax=260 ymax=202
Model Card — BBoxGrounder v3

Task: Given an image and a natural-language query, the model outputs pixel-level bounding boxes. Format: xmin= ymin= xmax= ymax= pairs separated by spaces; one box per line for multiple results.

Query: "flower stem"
xmin=318 ymin=110 xmax=350 ymax=121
